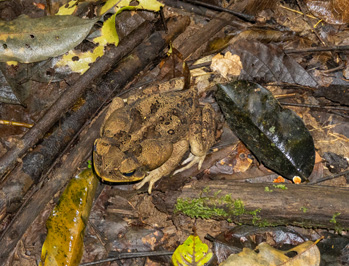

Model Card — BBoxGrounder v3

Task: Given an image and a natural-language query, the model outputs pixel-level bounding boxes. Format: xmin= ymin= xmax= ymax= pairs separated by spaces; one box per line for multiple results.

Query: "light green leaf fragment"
xmin=172 ymin=235 xmax=213 ymax=266
xmin=56 ymin=0 xmax=78 ymax=15
xmin=0 ymin=15 xmax=98 ymax=63
xmin=93 ymin=13 xmax=119 ymax=46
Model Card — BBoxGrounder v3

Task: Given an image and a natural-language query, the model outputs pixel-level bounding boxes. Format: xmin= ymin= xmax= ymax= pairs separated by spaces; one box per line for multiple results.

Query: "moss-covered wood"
xmin=165 ymin=180 xmax=349 ymax=230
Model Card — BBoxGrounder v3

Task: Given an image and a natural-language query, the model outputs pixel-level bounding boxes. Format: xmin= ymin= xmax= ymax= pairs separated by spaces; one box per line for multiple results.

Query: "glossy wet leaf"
xmin=223 ymin=40 xmax=318 ymax=88
xmin=215 ymin=80 xmax=315 ymax=181
xmin=220 ymin=241 xmax=320 ymax=266
xmin=39 ymin=169 xmax=98 ymax=266
xmin=0 ymin=15 xmax=98 ymax=63
xmin=172 ymin=235 xmax=214 ymax=266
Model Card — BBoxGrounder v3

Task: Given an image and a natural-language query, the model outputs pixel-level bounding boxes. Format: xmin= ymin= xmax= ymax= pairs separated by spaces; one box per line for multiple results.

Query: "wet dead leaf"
xmin=215 ymin=80 xmax=316 ymax=182
xmin=224 ymin=40 xmax=318 ymax=87
xmin=220 ymin=241 xmax=320 ymax=266
xmin=306 ymin=0 xmax=349 ymax=25
xmin=39 ymin=169 xmax=98 ymax=266
xmin=0 ymin=15 xmax=98 ymax=63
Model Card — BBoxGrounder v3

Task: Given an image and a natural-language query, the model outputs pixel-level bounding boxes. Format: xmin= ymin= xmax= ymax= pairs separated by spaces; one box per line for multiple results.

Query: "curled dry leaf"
xmin=306 ymin=0 xmax=349 ymax=25
xmin=220 ymin=241 xmax=320 ymax=266
xmin=211 ymin=52 xmax=243 ymax=78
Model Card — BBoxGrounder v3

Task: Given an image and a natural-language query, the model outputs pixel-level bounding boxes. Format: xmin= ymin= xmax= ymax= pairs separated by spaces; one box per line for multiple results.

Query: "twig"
xmin=285 ymin=45 xmax=349 ymax=54
xmin=0 ymin=22 xmax=154 ymax=179
xmin=279 ymin=101 xmax=349 ymax=111
xmin=309 ymin=170 xmax=349 ymax=185
xmin=296 ymin=0 xmax=326 ymax=46
xmin=279 ymin=4 xmax=318 ymax=20
xmin=182 ymin=0 xmax=255 ymax=22
xmin=0 ymin=16 xmax=190 ymax=262
xmin=80 ymin=251 xmax=173 ymax=265
xmin=0 ymin=120 xmax=33 ymax=128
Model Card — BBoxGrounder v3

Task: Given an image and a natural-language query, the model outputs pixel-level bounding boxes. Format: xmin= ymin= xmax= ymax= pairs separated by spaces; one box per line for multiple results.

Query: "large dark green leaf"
xmin=0 ymin=15 xmax=98 ymax=63
xmin=215 ymin=80 xmax=315 ymax=181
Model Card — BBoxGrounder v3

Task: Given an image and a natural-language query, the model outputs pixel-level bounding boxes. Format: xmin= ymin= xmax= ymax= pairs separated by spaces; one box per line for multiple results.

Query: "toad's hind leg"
xmin=134 ymin=139 xmax=189 ymax=194
xmin=174 ymin=104 xmax=216 ymax=174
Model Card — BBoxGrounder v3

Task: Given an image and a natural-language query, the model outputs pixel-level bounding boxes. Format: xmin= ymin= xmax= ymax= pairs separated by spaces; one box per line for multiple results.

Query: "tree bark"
xmin=161 ymin=179 xmax=349 ymax=229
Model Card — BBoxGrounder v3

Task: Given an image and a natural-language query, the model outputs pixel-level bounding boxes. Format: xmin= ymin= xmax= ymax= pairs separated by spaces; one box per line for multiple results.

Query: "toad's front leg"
xmin=134 ymin=139 xmax=189 ymax=194
xmin=174 ymin=104 xmax=216 ymax=174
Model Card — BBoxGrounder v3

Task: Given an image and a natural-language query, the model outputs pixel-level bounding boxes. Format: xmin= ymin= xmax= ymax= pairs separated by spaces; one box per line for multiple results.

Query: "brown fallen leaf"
xmin=306 ymin=0 xmax=349 ymax=25
xmin=220 ymin=241 xmax=321 ymax=266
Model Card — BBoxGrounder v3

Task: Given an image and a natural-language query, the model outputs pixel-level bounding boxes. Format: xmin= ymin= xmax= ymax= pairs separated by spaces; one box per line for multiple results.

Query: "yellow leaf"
xmin=39 ymin=169 xmax=98 ymax=266
xmin=56 ymin=0 xmax=78 ymax=15
xmin=99 ymin=0 xmax=163 ymax=16
xmin=56 ymin=45 xmax=104 ymax=74
xmin=55 ymin=0 xmax=163 ymax=74
xmin=93 ymin=13 xmax=119 ymax=46
xmin=6 ymin=61 xmax=18 ymax=66
xmin=172 ymin=235 xmax=214 ymax=266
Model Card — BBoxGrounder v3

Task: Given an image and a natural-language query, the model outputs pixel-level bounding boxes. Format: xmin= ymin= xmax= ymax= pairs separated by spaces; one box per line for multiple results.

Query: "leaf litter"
xmin=0 ymin=0 xmax=349 ymax=266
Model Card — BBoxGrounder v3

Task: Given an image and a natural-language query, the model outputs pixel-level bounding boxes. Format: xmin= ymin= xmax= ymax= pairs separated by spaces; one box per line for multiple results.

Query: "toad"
xmin=93 ymin=84 xmax=216 ymax=193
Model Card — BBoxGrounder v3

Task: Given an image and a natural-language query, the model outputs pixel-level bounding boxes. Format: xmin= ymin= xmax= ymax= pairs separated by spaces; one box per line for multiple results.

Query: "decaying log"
xmin=0 ymin=16 xmax=190 ymax=262
xmin=161 ymin=179 xmax=349 ymax=229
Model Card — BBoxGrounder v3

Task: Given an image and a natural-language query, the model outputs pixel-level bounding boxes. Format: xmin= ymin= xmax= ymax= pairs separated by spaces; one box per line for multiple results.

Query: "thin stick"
xmin=285 ymin=45 xmax=349 ymax=54
xmin=182 ymin=0 xmax=255 ymax=22
xmin=0 ymin=120 xmax=33 ymax=128
xmin=309 ymin=170 xmax=349 ymax=185
xmin=0 ymin=22 xmax=154 ymax=179
xmin=80 ymin=251 xmax=173 ymax=265
xmin=279 ymin=102 xmax=349 ymax=111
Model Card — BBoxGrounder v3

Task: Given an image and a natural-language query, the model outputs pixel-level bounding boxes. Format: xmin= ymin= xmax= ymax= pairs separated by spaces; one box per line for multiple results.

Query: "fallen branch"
xmin=0 ymin=15 xmax=190 ymax=262
xmin=162 ymin=179 xmax=349 ymax=229
xmin=0 ymin=20 xmax=154 ymax=223
xmin=0 ymin=21 xmax=153 ymax=179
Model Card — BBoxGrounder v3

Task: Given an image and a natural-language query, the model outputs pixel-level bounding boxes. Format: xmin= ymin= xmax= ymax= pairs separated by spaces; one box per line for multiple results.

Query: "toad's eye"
xmin=122 ymin=170 xmax=136 ymax=177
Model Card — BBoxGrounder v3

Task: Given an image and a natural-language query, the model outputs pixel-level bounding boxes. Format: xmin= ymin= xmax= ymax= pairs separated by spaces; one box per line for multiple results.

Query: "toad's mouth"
xmin=93 ymin=144 xmax=146 ymax=183
xmin=95 ymin=164 xmax=146 ymax=183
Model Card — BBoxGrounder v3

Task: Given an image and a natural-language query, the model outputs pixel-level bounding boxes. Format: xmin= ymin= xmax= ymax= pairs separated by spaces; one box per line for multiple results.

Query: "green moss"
xmin=300 ymin=207 xmax=308 ymax=213
xmin=264 ymin=186 xmax=273 ymax=192
xmin=273 ymin=184 xmax=288 ymax=190
xmin=174 ymin=191 xmax=271 ymax=227
xmin=202 ymin=186 xmax=210 ymax=193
